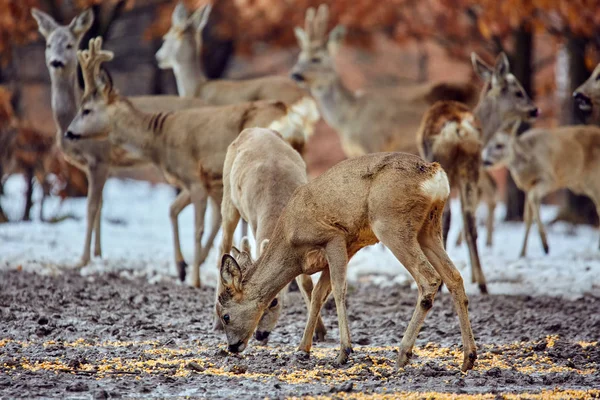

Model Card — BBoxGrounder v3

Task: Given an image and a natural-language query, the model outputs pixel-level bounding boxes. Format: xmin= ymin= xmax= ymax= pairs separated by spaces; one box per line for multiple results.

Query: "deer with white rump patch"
xmin=65 ymin=37 xmax=299 ymax=288
xmin=32 ymin=8 xmax=207 ymax=279
xmin=483 ymin=122 xmax=600 ymax=257
xmin=216 ymin=152 xmax=477 ymax=371
xmin=218 ymin=127 xmax=326 ymax=343
xmin=417 ymin=53 xmax=538 ymax=294
xmin=156 ymin=2 xmax=318 ymax=151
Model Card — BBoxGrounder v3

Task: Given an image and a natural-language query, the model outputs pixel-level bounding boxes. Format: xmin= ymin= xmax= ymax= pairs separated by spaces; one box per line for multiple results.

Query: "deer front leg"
xmin=529 ymin=193 xmax=549 ymax=254
xmin=459 ymin=179 xmax=487 ymax=294
xmin=442 ymin=201 xmax=451 ymax=249
xmin=324 ymin=237 xmax=353 ymax=365
xmin=93 ymin=196 xmax=103 ymax=257
xmin=298 ymin=269 xmax=331 ymax=355
xmin=77 ymin=164 xmax=109 ymax=268
xmin=189 ymin=185 xmax=208 ymax=288
xmin=297 ymin=274 xmax=327 ymax=341
xmin=199 ymin=197 xmax=222 ymax=264
xmin=169 ymin=190 xmax=191 ymax=282
xmin=520 ymin=195 xmax=533 ymax=258
xmin=22 ymin=167 xmax=34 ymax=221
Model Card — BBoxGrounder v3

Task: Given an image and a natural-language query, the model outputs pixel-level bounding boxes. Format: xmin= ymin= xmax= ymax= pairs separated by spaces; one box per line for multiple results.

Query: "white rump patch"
xmin=288 ymin=96 xmax=320 ymax=138
xmin=459 ymin=117 xmax=480 ymax=140
xmin=421 ymin=168 xmax=450 ymax=201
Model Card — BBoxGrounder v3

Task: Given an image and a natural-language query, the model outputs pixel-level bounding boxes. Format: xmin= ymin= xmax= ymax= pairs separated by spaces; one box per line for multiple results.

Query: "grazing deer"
xmin=156 ymin=3 xmax=318 ymax=150
xmin=483 ymin=122 xmax=600 ymax=257
xmin=574 ymin=63 xmax=600 ymax=125
xmin=65 ymin=37 xmax=300 ymax=288
xmin=32 ymin=9 xmax=210 ymax=279
xmin=417 ymin=53 xmax=538 ymax=294
xmin=218 ymin=127 xmax=326 ymax=343
xmin=290 ymin=5 xmax=480 ymax=158
xmin=216 ymin=152 xmax=477 ymax=372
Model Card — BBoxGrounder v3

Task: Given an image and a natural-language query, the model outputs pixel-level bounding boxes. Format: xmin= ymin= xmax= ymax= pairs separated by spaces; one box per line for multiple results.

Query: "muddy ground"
xmin=1 ymin=269 xmax=599 ymax=399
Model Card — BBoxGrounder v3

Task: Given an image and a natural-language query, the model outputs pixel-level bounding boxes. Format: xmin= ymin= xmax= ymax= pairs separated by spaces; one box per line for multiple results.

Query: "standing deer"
xmin=483 ymin=122 xmax=600 ymax=257
xmin=65 ymin=37 xmax=300 ymax=288
xmin=216 ymin=152 xmax=477 ymax=371
xmin=155 ymin=3 xmax=318 ymax=149
xmin=574 ymin=63 xmax=600 ymax=125
xmin=32 ymin=9 xmax=209 ymax=281
xmin=290 ymin=5 xmax=479 ymax=158
xmin=218 ymin=127 xmax=326 ymax=343
xmin=417 ymin=53 xmax=538 ymax=294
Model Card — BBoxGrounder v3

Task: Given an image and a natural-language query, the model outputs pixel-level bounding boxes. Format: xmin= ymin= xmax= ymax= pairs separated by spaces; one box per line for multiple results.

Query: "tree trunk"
xmin=504 ymin=24 xmax=533 ymax=221
xmin=555 ymin=36 xmax=599 ymax=226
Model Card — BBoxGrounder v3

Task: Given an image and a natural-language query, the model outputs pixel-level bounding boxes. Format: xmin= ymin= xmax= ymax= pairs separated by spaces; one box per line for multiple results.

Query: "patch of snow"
xmin=1 ymin=175 xmax=599 ymax=299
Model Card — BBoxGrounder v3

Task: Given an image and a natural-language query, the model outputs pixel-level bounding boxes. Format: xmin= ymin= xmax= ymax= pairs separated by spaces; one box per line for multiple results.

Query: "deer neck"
xmin=474 ymin=97 xmax=504 ymax=145
xmin=49 ymin=69 xmax=80 ymax=137
xmin=172 ymin=57 xmax=206 ymax=98
xmin=109 ymin=99 xmax=158 ymax=155
xmin=311 ymin=77 xmax=357 ymax=133
xmin=244 ymin=232 xmax=304 ymax=308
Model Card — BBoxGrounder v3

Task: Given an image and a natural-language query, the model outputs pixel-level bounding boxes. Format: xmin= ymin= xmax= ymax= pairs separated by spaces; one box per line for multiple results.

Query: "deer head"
xmin=65 ymin=37 xmax=116 ymax=142
xmin=31 ymin=8 xmax=93 ymax=76
xmin=481 ymin=120 xmax=521 ymax=167
xmin=573 ymin=63 xmax=600 ymax=123
xmin=471 ymin=53 xmax=538 ymax=137
xmin=155 ymin=2 xmax=211 ymax=70
xmin=290 ymin=5 xmax=346 ymax=93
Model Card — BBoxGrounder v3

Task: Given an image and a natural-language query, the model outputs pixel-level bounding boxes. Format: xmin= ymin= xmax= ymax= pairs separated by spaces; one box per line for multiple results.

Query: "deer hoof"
xmin=461 ymin=351 xmax=477 ymax=372
xmin=335 ymin=347 xmax=352 ymax=366
xmin=543 ymin=243 xmax=549 ymax=254
xmin=294 ymin=350 xmax=310 ymax=361
xmin=75 ymin=257 xmax=90 ymax=269
xmin=176 ymin=260 xmax=187 ymax=282
xmin=397 ymin=349 xmax=412 ymax=369
xmin=479 ymin=283 xmax=488 ymax=295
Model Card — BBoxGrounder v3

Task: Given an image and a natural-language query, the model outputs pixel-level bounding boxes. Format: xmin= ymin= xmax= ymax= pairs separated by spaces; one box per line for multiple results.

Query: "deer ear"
xmin=327 ymin=25 xmax=346 ymax=55
xmin=172 ymin=2 xmax=189 ymax=28
xmin=190 ymin=4 xmax=211 ymax=33
xmin=31 ymin=8 xmax=59 ymax=39
xmin=220 ymin=254 xmax=243 ymax=293
xmin=492 ymin=53 xmax=510 ymax=87
xmin=471 ymin=53 xmax=492 ymax=82
xmin=259 ymin=239 xmax=269 ymax=256
xmin=96 ymin=68 xmax=114 ymax=98
xmin=69 ymin=9 xmax=94 ymax=39
xmin=240 ymin=236 xmax=252 ymax=255
xmin=294 ymin=27 xmax=309 ymax=49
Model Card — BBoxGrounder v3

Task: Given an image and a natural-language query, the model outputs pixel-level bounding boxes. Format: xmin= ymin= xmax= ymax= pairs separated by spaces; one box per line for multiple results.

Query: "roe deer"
xmin=417 ymin=53 xmax=538 ymax=294
xmin=218 ymin=127 xmax=326 ymax=343
xmin=32 ymin=8 xmax=210 ymax=279
xmin=216 ymin=152 xmax=477 ymax=371
xmin=65 ymin=37 xmax=300 ymax=288
xmin=483 ymin=122 xmax=600 ymax=257
xmin=290 ymin=5 xmax=479 ymax=158
xmin=156 ymin=3 xmax=318 ymax=150
xmin=574 ymin=63 xmax=600 ymax=125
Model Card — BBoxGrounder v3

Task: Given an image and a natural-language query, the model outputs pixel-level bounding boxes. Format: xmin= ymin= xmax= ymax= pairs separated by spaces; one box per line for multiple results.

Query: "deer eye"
xmin=269 ymin=298 xmax=278 ymax=308
xmin=82 ymin=109 xmax=92 ymax=116
xmin=515 ymin=91 xmax=524 ymax=99
xmin=310 ymin=57 xmax=320 ymax=63
xmin=223 ymin=314 xmax=230 ymax=324
xmin=46 ymin=44 xmax=51 ymax=49
xmin=495 ymin=143 xmax=504 ymax=150
xmin=66 ymin=44 xmax=73 ymax=49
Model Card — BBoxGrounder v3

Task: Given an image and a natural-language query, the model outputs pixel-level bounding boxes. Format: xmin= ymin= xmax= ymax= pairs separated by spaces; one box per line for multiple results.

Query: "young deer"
xmin=574 ymin=63 xmax=600 ymax=125
xmin=156 ymin=3 xmax=318 ymax=149
xmin=32 ymin=9 xmax=209 ymax=278
xmin=218 ymin=127 xmax=326 ymax=343
xmin=216 ymin=152 xmax=477 ymax=372
xmin=290 ymin=5 xmax=480 ymax=157
xmin=483 ymin=122 xmax=600 ymax=257
xmin=417 ymin=53 xmax=538 ymax=293
xmin=65 ymin=37 xmax=299 ymax=288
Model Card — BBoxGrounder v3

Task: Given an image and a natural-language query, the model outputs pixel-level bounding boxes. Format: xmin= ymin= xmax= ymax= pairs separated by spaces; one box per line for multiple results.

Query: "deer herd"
xmin=16 ymin=2 xmax=600 ymax=372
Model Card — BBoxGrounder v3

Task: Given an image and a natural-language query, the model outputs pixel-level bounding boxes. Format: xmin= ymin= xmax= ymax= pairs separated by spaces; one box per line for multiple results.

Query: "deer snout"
xmin=574 ymin=91 xmax=592 ymax=111
xmin=49 ymin=60 xmax=65 ymax=69
xmin=64 ymin=131 xmax=81 ymax=141
xmin=227 ymin=340 xmax=246 ymax=353
xmin=290 ymin=72 xmax=305 ymax=82
xmin=529 ymin=107 xmax=539 ymax=119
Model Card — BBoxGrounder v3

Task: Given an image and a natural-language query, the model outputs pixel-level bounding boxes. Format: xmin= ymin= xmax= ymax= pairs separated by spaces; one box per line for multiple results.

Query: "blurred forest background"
xmin=1 ymin=0 xmax=600 ymax=224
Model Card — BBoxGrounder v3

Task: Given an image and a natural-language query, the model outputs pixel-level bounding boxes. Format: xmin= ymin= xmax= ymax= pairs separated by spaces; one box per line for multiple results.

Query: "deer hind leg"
xmin=22 ymin=167 xmax=34 ymax=221
xmin=442 ymin=201 xmax=451 ymax=249
xmin=520 ymin=194 xmax=533 ymax=258
xmin=298 ymin=269 xmax=331 ymax=355
xmin=93 ymin=196 xmax=103 ymax=257
xmin=169 ymin=190 xmax=191 ymax=282
xmin=418 ymin=206 xmax=477 ymax=372
xmin=458 ymin=179 xmax=487 ymax=294
xmin=297 ymin=274 xmax=327 ymax=341
xmin=480 ymin=170 xmax=497 ymax=247
xmin=200 ymin=197 xmax=222 ymax=264
xmin=77 ymin=164 xmax=108 ymax=268
xmin=529 ymin=191 xmax=549 ymax=254
xmin=189 ymin=185 xmax=208 ymax=288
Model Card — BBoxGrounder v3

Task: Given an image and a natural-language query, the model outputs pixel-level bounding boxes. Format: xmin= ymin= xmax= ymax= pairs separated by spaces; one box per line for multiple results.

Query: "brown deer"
xmin=574 ymin=63 xmax=600 ymax=125
xmin=65 ymin=37 xmax=300 ymax=288
xmin=216 ymin=152 xmax=477 ymax=371
xmin=290 ymin=5 xmax=480 ymax=158
xmin=155 ymin=3 xmax=318 ymax=149
xmin=218 ymin=127 xmax=326 ymax=343
xmin=417 ymin=53 xmax=538 ymax=294
xmin=483 ymin=122 xmax=600 ymax=257
xmin=32 ymin=8 xmax=211 ymax=280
